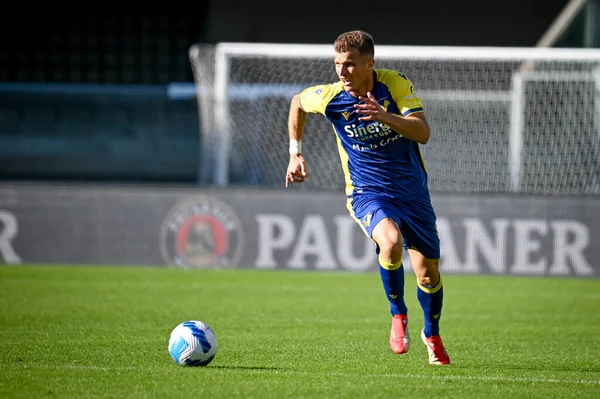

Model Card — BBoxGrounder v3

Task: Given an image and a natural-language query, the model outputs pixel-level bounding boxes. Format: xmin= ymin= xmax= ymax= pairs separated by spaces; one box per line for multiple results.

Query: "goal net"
xmin=189 ymin=43 xmax=600 ymax=195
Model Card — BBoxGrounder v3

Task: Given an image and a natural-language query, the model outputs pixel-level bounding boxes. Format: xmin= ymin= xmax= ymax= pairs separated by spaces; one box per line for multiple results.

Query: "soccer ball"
xmin=168 ymin=320 xmax=218 ymax=367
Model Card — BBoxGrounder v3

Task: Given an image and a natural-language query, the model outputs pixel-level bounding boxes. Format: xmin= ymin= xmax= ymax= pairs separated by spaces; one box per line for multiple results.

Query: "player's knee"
xmin=379 ymin=241 xmax=403 ymax=261
xmin=416 ymin=259 xmax=440 ymax=287
xmin=373 ymin=219 xmax=403 ymax=261
xmin=417 ymin=274 xmax=436 ymax=287
xmin=377 ymin=232 xmax=403 ymax=261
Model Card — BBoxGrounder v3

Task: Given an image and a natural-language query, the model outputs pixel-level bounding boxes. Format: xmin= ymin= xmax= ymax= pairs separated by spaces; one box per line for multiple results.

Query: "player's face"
xmin=334 ymin=50 xmax=374 ymax=95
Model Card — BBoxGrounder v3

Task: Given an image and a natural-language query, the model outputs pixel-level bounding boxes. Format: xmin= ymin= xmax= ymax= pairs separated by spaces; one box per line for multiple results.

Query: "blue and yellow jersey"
xmin=298 ymin=69 xmax=428 ymax=201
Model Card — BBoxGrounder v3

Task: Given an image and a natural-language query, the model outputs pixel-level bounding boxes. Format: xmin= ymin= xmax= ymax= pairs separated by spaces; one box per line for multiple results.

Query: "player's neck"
xmin=347 ymin=74 xmax=375 ymax=98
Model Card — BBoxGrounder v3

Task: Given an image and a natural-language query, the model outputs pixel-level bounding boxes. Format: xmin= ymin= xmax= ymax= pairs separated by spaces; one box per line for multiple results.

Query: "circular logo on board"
xmin=160 ymin=196 xmax=244 ymax=268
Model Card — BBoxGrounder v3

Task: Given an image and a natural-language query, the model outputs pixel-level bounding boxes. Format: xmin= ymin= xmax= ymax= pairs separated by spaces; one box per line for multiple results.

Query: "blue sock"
xmin=417 ymin=273 xmax=444 ymax=337
xmin=379 ymin=257 xmax=407 ymax=316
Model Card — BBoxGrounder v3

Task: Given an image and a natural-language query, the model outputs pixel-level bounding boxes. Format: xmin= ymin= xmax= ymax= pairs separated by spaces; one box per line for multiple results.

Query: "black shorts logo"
xmin=160 ymin=196 xmax=244 ymax=268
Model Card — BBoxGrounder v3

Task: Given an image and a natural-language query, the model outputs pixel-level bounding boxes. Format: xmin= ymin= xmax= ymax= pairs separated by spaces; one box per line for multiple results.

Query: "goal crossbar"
xmin=210 ymin=43 xmax=600 ymax=61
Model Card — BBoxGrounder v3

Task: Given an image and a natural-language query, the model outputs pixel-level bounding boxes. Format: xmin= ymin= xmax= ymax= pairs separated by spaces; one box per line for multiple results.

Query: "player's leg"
xmin=408 ymin=250 xmax=449 ymax=365
xmin=349 ymin=196 xmax=409 ymax=354
xmin=372 ymin=217 xmax=407 ymax=316
xmin=401 ymin=191 xmax=450 ymax=365
xmin=371 ymin=217 xmax=410 ymax=354
xmin=408 ymin=250 xmax=444 ymax=339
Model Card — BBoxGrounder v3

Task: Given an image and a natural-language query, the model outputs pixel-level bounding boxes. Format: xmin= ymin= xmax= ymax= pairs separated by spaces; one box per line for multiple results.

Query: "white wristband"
xmin=289 ymin=139 xmax=302 ymax=154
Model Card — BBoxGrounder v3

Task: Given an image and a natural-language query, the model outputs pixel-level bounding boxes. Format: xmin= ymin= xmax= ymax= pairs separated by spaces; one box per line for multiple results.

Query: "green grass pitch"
xmin=1 ymin=265 xmax=599 ymax=398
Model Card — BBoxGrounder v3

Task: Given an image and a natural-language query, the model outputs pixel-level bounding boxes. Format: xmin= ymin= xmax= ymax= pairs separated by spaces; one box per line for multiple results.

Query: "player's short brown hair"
xmin=334 ymin=30 xmax=375 ymax=57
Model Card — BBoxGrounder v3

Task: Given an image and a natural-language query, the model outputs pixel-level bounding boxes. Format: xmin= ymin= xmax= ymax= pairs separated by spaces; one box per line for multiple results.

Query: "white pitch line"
xmin=328 ymin=371 xmax=600 ymax=386
xmin=3 ymin=364 xmax=599 ymax=386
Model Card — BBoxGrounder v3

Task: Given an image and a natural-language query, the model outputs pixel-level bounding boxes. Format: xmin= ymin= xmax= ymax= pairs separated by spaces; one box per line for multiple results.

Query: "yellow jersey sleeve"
xmin=298 ymin=82 xmax=344 ymax=115
xmin=377 ymin=70 xmax=425 ymax=117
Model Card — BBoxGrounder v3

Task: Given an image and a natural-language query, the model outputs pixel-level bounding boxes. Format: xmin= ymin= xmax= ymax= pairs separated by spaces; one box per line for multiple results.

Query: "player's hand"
xmin=285 ymin=154 xmax=310 ymax=187
xmin=354 ymin=92 xmax=388 ymax=122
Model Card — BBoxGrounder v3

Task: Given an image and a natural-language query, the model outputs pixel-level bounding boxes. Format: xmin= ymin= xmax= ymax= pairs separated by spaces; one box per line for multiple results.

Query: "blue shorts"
xmin=349 ymin=190 xmax=440 ymax=260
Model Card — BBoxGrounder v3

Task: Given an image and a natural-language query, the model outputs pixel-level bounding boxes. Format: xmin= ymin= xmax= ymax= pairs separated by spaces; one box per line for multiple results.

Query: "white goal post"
xmin=189 ymin=43 xmax=600 ymax=194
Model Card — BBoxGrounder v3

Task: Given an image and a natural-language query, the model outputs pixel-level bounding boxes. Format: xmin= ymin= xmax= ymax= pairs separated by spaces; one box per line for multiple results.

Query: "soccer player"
xmin=284 ymin=30 xmax=450 ymax=365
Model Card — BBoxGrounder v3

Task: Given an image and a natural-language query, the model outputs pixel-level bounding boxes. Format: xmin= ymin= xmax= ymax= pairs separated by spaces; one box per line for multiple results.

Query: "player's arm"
xmin=377 ymin=103 xmax=430 ymax=144
xmin=285 ymin=85 xmax=329 ymax=187
xmin=285 ymin=93 xmax=309 ymax=187
xmin=354 ymin=92 xmax=431 ymax=144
